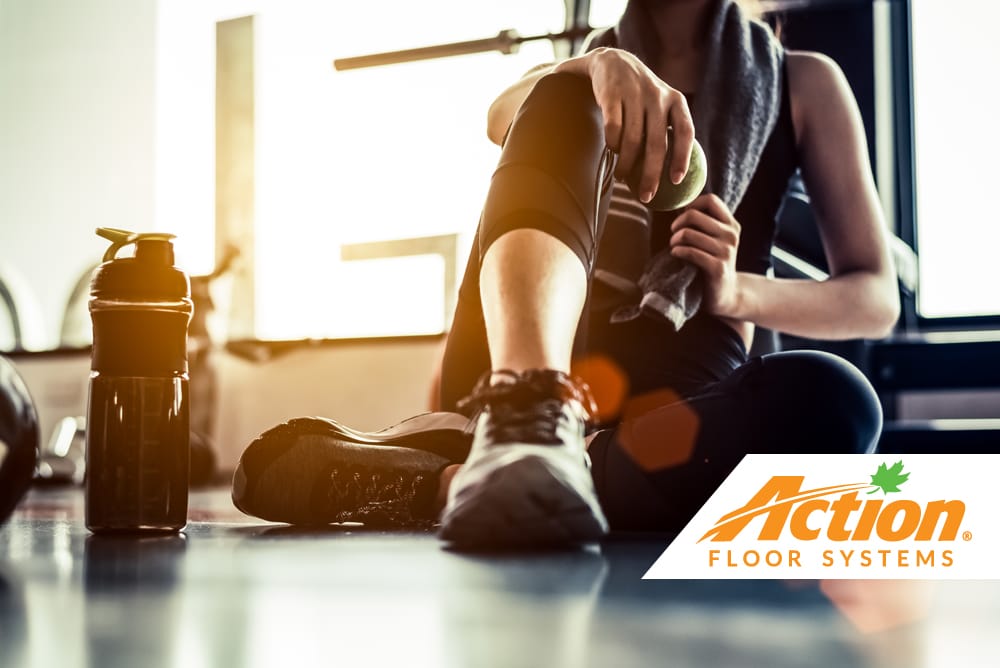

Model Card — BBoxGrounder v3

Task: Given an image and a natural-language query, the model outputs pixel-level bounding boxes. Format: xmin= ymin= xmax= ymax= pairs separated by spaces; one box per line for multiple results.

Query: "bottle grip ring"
xmin=96 ymin=228 xmax=176 ymax=263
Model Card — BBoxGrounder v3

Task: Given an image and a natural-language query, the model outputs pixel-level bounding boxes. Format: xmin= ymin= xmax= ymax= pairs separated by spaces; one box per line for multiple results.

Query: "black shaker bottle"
xmin=86 ymin=228 xmax=193 ymax=532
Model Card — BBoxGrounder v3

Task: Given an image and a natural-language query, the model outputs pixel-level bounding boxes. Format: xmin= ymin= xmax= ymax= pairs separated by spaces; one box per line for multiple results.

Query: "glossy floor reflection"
xmin=2 ymin=488 xmax=999 ymax=668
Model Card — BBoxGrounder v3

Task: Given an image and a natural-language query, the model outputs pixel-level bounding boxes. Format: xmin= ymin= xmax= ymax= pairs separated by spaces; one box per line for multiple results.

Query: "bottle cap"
xmin=91 ymin=228 xmax=190 ymax=303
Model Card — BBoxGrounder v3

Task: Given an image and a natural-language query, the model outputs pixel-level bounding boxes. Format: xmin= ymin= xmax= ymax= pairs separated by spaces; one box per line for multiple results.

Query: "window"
xmin=158 ymin=1 xmax=566 ymax=340
xmin=0 ymin=1 xmax=565 ymax=351
xmin=588 ymin=0 xmax=626 ymax=29
xmin=910 ymin=0 xmax=1000 ymax=319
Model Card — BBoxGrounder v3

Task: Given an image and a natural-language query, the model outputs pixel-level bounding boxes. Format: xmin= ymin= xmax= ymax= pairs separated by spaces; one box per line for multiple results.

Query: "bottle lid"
xmin=91 ymin=228 xmax=190 ymax=303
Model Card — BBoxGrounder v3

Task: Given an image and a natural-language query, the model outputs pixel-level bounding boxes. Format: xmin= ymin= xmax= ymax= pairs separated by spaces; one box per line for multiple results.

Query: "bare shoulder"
xmin=786 ymin=50 xmax=845 ymax=81
xmin=785 ymin=50 xmax=859 ymax=145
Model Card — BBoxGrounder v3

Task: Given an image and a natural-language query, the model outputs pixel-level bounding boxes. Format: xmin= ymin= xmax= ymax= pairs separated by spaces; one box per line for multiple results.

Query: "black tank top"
xmin=584 ymin=63 xmax=799 ymax=398
xmin=649 ymin=64 xmax=798 ymax=273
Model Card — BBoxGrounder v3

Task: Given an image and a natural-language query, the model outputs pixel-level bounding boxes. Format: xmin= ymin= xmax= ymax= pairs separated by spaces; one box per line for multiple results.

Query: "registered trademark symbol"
xmin=963 ymin=531 xmax=973 ymax=541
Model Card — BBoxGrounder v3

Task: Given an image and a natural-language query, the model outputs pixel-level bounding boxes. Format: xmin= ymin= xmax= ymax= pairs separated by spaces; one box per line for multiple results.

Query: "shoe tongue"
xmin=458 ymin=369 xmax=594 ymax=419
xmin=497 ymin=369 xmax=598 ymax=417
xmin=489 ymin=371 xmax=565 ymax=408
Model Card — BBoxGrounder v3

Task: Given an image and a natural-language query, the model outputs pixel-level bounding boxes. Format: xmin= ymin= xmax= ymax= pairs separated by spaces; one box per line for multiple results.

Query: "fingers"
xmin=602 ymin=98 xmax=624 ymax=156
xmin=686 ymin=194 xmax=740 ymax=231
xmin=670 ymin=208 xmax=740 ymax=251
xmin=668 ymin=97 xmax=695 ymax=185
xmin=670 ymin=224 xmax=731 ymax=261
xmin=635 ymin=103 xmax=669 ymax=203
xmin=616 ymin=103 xmax=645 ymax=182
xmin=586 ymin=49 xmax=698 ymax=201
xmin=626 ymin=90 xmax=689 ymax=202
xmin=670 ymin=246 xmax=724 ymax=278
xmin=670 ymin=204 xmax=739 ymax=287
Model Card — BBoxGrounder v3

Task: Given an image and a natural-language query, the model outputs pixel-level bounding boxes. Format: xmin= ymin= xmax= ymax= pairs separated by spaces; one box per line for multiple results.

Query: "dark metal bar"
xmin=333 ymin=27 xmax=592 ymax=71
xmin=562 ymin=0 xmax=592 ymax=58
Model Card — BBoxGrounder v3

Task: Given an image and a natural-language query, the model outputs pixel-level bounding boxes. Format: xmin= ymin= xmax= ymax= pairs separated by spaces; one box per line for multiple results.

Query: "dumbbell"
xmin=0 ymin=355 xmax=39 ymax=526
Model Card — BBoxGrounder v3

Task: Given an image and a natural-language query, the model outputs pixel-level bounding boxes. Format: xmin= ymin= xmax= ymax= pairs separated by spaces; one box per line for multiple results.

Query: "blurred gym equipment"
xmin=0 ymin=355 xmax=39 ymax=525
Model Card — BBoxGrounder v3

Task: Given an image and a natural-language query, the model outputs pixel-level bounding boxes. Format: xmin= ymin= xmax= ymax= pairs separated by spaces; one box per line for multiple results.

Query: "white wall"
xmin=0 ymin=0 xmax=158 ymax=349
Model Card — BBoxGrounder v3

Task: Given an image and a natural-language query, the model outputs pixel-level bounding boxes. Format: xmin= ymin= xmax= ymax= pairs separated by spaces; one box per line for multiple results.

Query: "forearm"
xmin=734 ymin=271 xmax=900 ymax=340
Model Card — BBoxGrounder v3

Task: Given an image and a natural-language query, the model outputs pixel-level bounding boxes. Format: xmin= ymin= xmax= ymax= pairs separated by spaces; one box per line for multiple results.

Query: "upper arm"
xmin=786 ymin=51 xmax=895 ymax=281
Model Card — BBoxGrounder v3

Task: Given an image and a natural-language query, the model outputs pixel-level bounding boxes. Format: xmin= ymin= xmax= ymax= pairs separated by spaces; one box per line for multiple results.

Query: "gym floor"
xmin=2 ymin=488 xmax=998 ymax=668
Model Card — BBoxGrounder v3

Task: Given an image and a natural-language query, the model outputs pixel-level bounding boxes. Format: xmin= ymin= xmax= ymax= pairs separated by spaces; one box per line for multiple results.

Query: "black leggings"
xmin=440 ymin=72 xmax=882 ymax=532
xmin=586 ymin=350 xmax=882 ymax=531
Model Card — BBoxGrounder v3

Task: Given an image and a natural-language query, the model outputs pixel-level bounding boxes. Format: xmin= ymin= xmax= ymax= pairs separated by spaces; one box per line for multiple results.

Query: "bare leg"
xmin=438 ymin=74 xmax=612 ymax=545
xmin=438 ymin=72 xmax=612 ymax=410
xmin=479 ymin=229 xmax=587 ymax=374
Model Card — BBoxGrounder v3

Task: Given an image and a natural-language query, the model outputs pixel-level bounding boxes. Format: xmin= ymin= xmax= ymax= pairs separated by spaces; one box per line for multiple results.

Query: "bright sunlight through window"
xmin=157 ymin=0 xmax=563 ymax=340
xmin=911 ymin=0 xmax=1000 ymax=318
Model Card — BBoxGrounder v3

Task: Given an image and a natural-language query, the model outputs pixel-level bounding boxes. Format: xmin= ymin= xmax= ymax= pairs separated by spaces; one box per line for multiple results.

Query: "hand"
xmin=554 ymin=48 xmax=694 ymax=204
xmin=669 ymin=194 xmax=743 ymax=318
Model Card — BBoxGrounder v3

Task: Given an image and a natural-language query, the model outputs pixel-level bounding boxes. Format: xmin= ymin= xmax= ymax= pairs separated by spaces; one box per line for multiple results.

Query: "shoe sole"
xmin=438 ymin=455 xmax=609 ymax=548
xmin=233 ymin=413 xmax=472 ymax=524
xmin=275 ymin=413 xmax=473 ymax=459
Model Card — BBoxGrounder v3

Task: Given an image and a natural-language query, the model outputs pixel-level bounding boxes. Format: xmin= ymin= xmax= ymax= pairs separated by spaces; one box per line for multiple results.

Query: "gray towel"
xmin=585 ymin=0 xmax=784 ymax=330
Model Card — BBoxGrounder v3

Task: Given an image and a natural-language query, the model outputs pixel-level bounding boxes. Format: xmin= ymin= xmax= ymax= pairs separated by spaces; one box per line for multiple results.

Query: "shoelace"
xmin=457 ymin=369 xmax=598 ymax=418
xmin=456 ymin=369 xmax=598 ymax=445
xmin=327 ymin=467 xmax=432 ymax=527
xmin=487 ymin=398 xmax=567 ymax=445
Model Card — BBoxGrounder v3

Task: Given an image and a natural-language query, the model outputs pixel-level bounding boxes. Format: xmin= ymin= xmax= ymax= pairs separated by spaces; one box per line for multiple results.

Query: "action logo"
xmin=644 ymin=454 xmax=997 ymax=579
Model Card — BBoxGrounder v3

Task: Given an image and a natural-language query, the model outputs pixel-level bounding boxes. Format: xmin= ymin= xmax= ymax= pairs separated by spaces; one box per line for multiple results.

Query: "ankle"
xmin=456 ymin=369 xmax=598 ymax=440
xmin=487 ymin=357 xmax=570 ymax=377
xmin=490 ymin=369 xmax=597 ymax=415
xmin=488 ymin=367 xmax=565 ymax=386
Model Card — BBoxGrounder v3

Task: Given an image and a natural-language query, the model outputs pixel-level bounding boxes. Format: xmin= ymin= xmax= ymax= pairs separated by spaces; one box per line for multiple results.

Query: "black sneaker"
xmin=232 ymin=413 xmax=472 ymax=527
xmin=439 ymin=369 xmax=609 ymax=547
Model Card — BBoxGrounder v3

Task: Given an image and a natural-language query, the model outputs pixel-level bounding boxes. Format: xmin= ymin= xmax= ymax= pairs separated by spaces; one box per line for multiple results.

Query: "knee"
xmin=480 ymin=72 xmax=609 ymax=270
xmin=511 ymin=72 xmax=602 ymax=141
xmin=759 ymin=351 xmax=882 ymax=454
xmin=522 ymin=71 xmax=597 ymax=111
